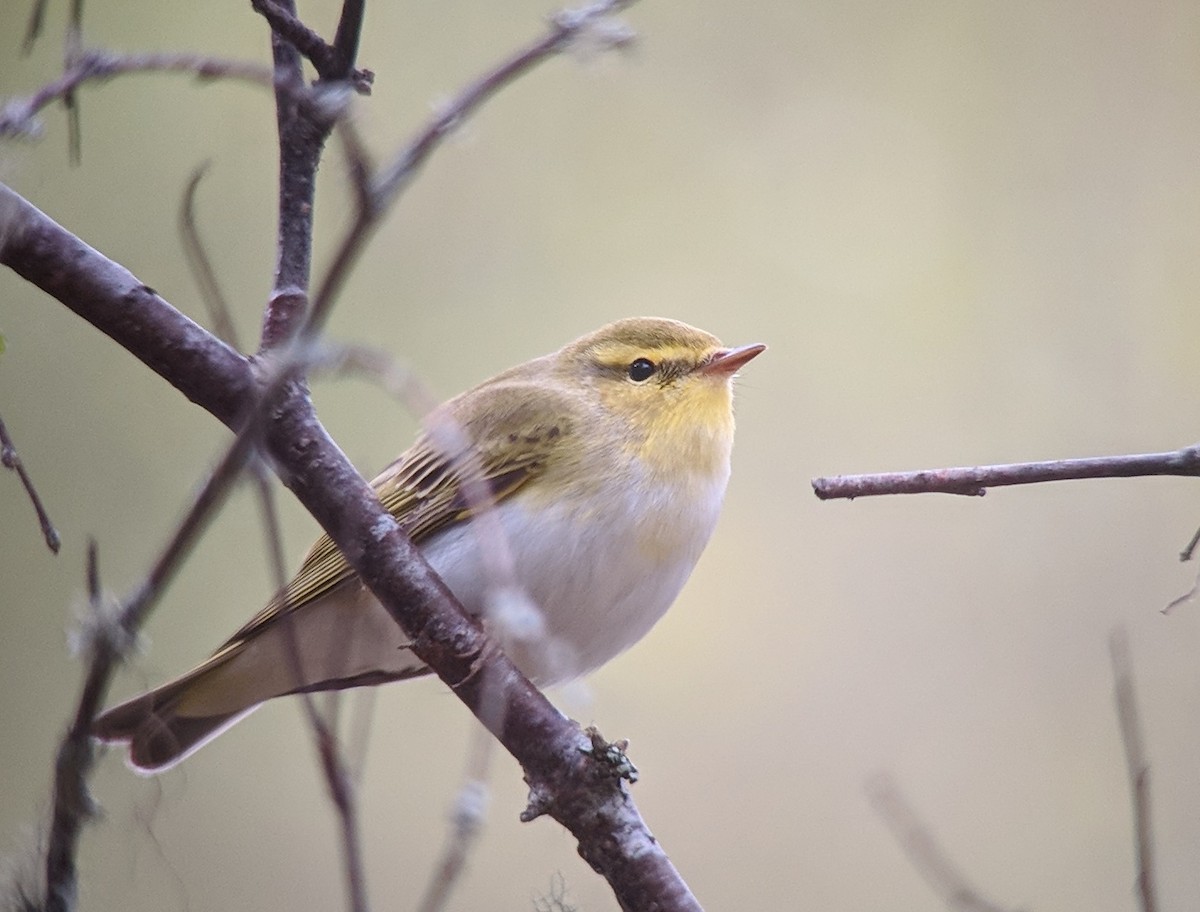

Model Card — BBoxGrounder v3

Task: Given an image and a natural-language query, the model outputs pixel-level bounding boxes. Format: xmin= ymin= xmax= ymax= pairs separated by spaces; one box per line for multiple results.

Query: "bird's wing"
xmin=212 ymin=382 xmax=576 ymax=654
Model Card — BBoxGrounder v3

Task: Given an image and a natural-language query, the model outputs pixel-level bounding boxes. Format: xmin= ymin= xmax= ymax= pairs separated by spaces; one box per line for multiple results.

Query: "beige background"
xmin=3 ymin=2 xmax=1200 ymax=910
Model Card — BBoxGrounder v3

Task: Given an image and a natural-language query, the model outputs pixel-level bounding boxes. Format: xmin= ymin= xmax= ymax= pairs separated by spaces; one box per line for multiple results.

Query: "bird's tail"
xmin=92 ymin=587 xmax=429 ymax=772
xmin=91 ymin=656 xmax=261 ymax=773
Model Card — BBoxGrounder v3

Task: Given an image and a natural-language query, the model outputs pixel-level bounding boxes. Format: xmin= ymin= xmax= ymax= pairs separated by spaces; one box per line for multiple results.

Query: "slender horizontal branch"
xmin=0 ymin=49 xmax=281 ymax=140
xmin=812 ymin=444 xmax=1200 ymax=500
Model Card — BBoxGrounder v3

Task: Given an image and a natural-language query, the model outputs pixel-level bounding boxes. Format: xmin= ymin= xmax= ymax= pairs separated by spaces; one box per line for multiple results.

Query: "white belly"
xmin=420 ymin=468 xmax=728 ymax=685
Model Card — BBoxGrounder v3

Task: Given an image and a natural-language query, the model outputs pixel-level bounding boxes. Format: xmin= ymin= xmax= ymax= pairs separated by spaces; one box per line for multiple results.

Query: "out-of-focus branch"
xmin=0 ymin=413 xmax=60 ymax=553
xmin=1110 ymin=630 xmax=1158 ymax=912
xmin=179 ymin=164 xmax=242 ymax=351
xmin=0 ymin=49 xmax=279 ymax=141
xmin=415 ymin=739 xmax=493 ymax=912
xmin=813 ymin=444 xmax=1200 ymax=499
xmin=867 ymin=774 xmax=1016 ymax=912
xmin=373 ymin=0 xmax=636 ymax=210
xmin=22 ymin=0 xmax=50 ymax=53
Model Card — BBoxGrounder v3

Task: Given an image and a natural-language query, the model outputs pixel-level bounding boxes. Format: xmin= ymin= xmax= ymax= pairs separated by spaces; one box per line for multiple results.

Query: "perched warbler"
xmin=93 ymin=317 xmax=764 ymax=771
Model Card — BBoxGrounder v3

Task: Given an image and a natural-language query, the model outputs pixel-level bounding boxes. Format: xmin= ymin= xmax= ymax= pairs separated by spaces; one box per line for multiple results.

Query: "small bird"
xmin=93 ymin=317 xmax=764 ymax=771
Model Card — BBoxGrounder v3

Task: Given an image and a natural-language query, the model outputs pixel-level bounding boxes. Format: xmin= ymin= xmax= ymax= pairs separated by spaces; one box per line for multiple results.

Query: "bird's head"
xmin=557 ymin=317 xmax=765 ymax=477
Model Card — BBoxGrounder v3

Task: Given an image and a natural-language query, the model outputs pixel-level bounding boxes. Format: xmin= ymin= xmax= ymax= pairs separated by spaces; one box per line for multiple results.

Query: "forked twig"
xmin=251 ymin=0 xmax=372 ymax=91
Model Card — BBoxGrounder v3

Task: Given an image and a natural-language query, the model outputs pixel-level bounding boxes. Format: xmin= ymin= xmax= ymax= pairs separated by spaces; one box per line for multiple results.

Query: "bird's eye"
xmin=627 ymin=358 xmax=656 ymax=382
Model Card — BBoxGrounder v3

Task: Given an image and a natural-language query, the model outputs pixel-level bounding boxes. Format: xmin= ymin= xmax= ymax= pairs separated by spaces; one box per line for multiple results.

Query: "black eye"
xmin=627 ymin=358 xmax=656 ymax=382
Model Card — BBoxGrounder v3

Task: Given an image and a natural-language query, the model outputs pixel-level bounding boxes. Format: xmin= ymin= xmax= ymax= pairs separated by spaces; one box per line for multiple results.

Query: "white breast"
xmin=419 ymin=462 xmax=730 ymax=685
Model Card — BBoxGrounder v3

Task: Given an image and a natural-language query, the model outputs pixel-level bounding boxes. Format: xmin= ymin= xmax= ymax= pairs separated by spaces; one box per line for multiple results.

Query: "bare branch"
xmin=1178 ymin=524 xmax=1200 ymax=562
xmin=251 ymin=0 xmax=372 ymax=91
xmin=330 ymin=0 xmax=367 ymax=84
xmin=0 ymin=413 xmax=61 ymax=553
xmin=867 ymin=774 xmax=1016 ymax=912
xmin=1110 ymin=630 xmax=1158 ymax=912
xmin=813 ymin=444 xmax=1200 ymax=499
xmin=1162 ymin=564 xmax=1200 ymax=614
xmin=0 ymin=49 xmax=278 ymax=141
xmin=257 ymin=0 xmax=328 ymax=353
xmin=22 ymin=0 xmax=49 ymax=54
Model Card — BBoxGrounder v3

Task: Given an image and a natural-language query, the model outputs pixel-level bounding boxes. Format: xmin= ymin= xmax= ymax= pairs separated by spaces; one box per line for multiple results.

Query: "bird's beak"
xmin=700 ymin=342 xmax=766 ymax=376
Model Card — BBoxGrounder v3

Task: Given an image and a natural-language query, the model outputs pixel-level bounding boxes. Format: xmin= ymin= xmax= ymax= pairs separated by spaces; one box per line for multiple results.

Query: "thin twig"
xmin=1162 ymin=566 xmax=1200 ymax=615
xmin=179 ymin=163 xmax=241 ymax=351
xmin=373 ymin=0 xmax=637 ymax=208
xmin=1178 ymin=524 xmax=1200 ymax=562
xmin=22 ymin=0 xmax=49 ymax=54
xmin=0 ymin=413 xmax=61 ymax=553
xmin=63 ymin=19 xmax=82 ymax=164
xmin=813 ymin=444 xmax=1200 ymax=499
xmin=330 ymin=0 xmax=367 ymax=83
xmin=867 ymin=774 xmax=1016 ymax=912
xmin=0 ymin=49 xmax=279 ymax=140
xmin=1110 ymin=630 xmax=1159 ymax=912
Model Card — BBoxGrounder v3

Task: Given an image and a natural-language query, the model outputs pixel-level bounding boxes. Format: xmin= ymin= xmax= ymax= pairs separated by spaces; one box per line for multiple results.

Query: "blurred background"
xmin=3 ymin=1 xmax=1200 ymax=909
